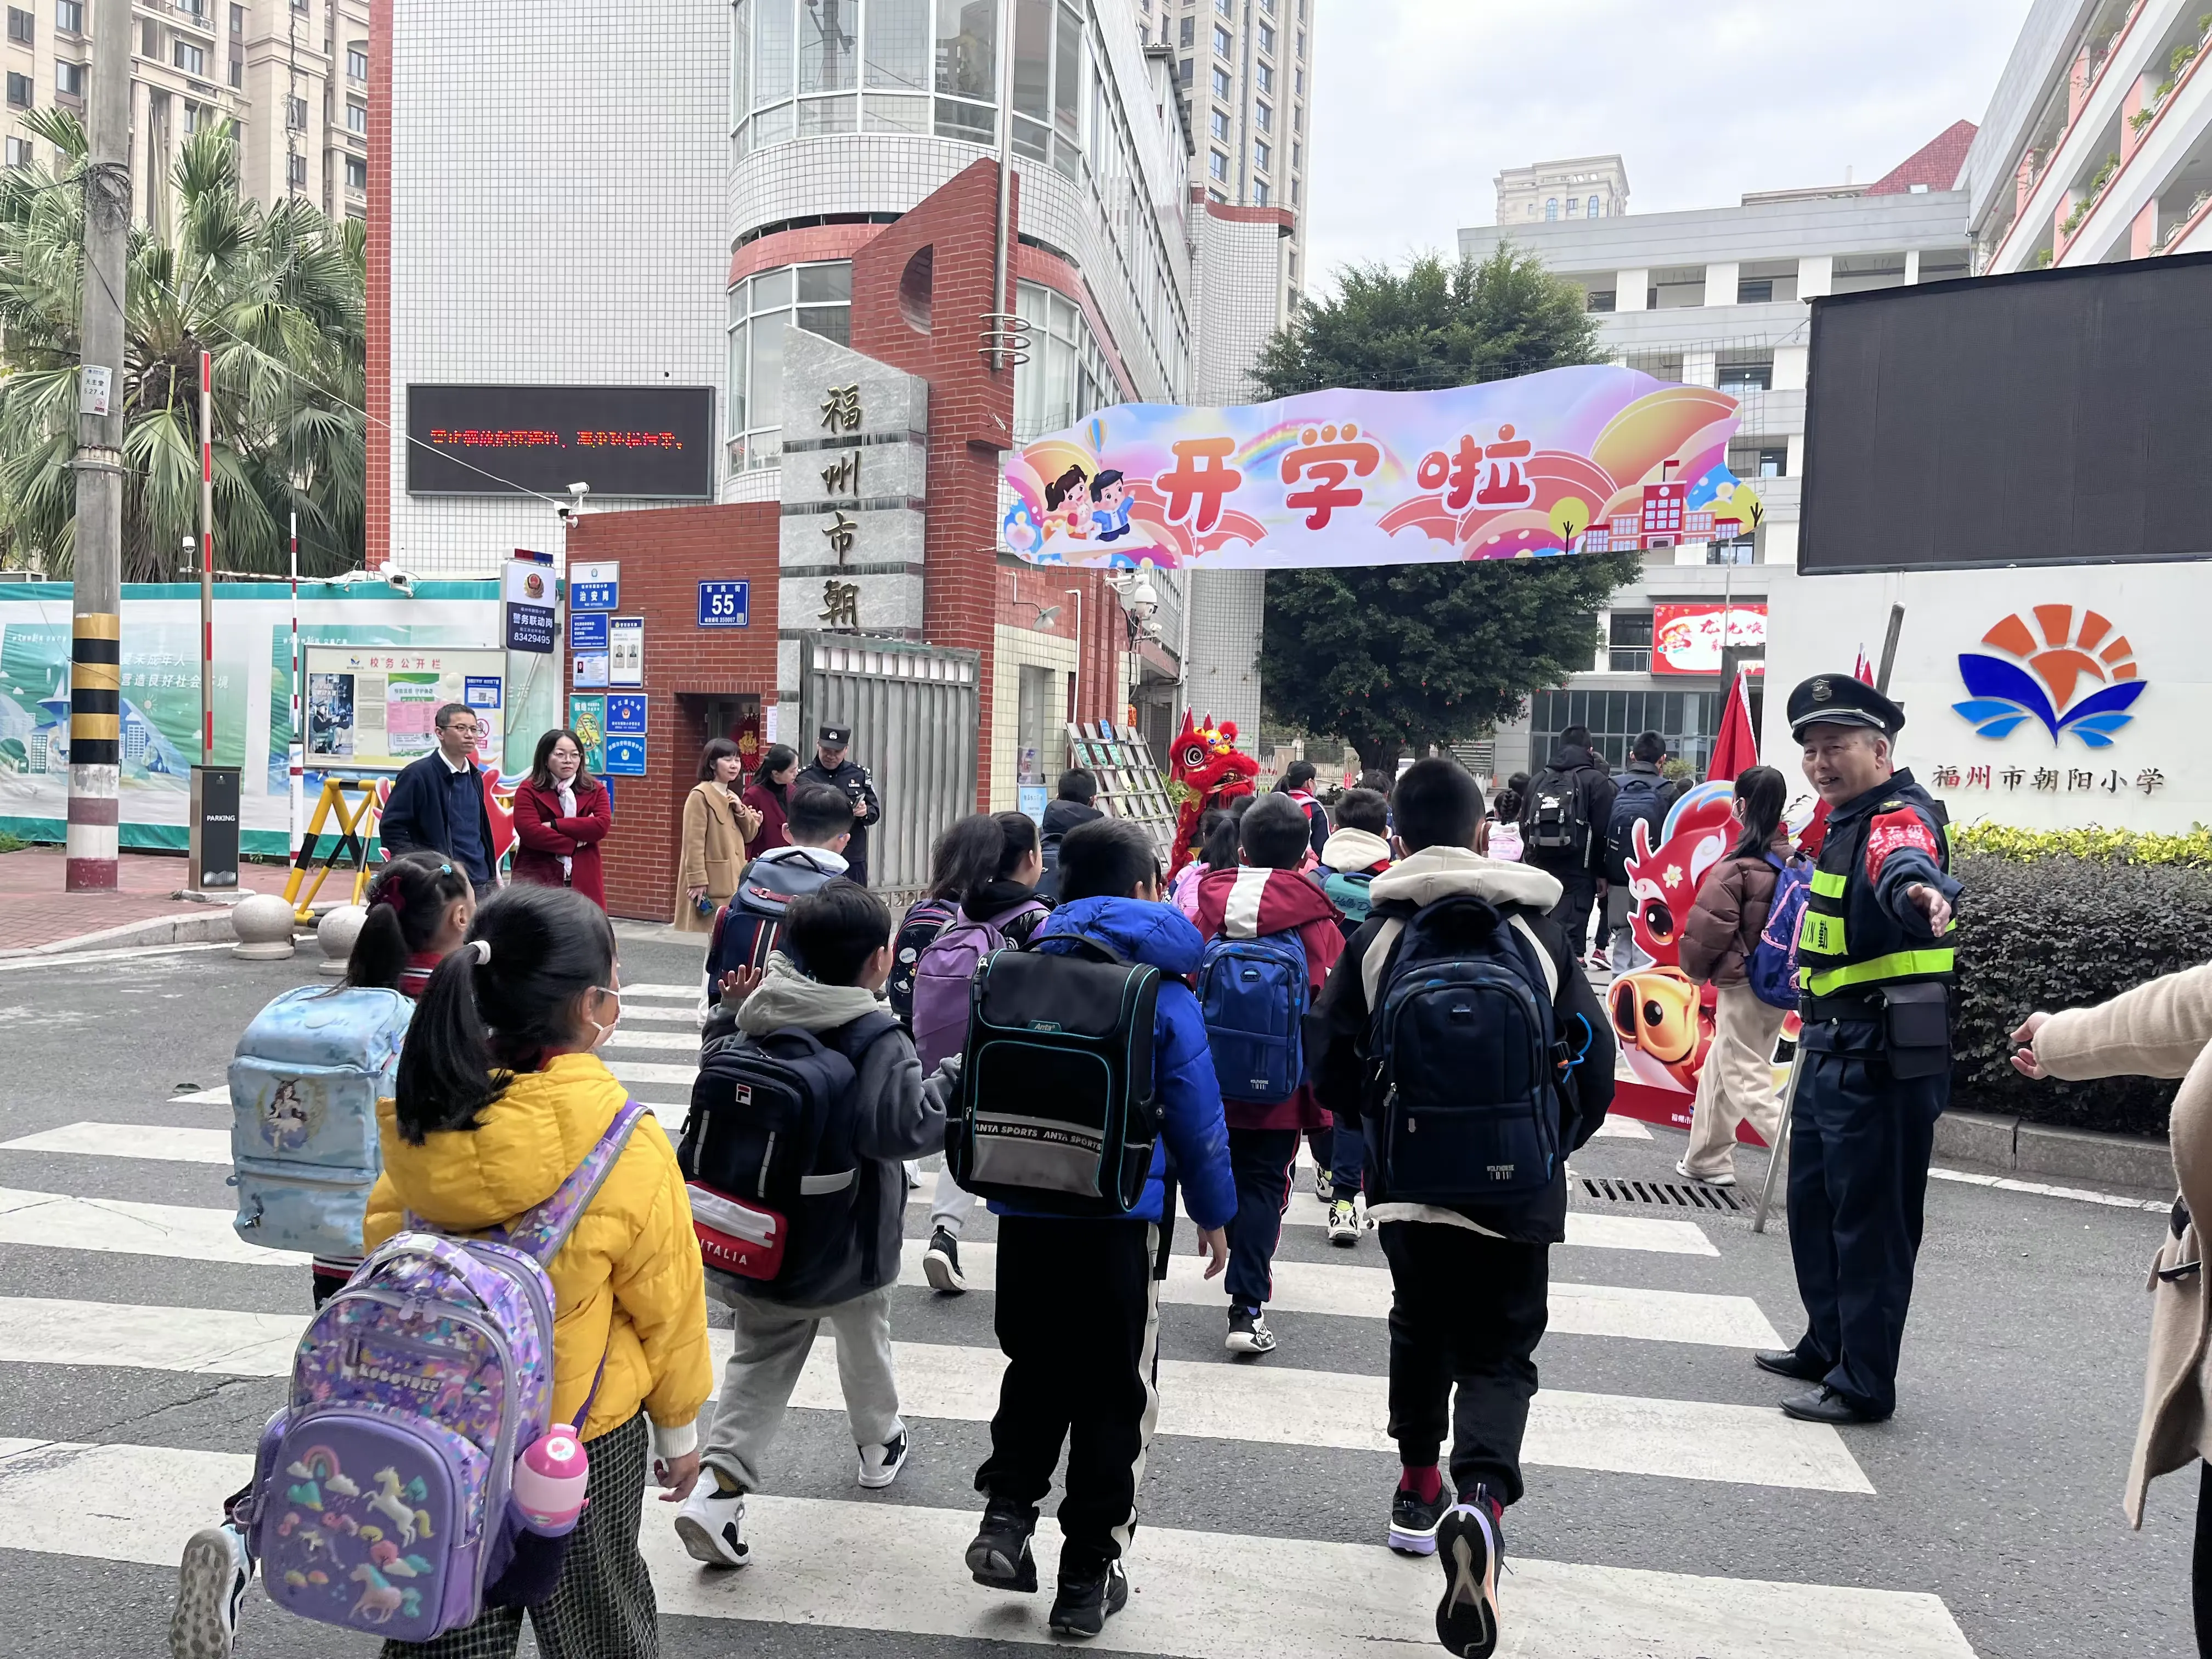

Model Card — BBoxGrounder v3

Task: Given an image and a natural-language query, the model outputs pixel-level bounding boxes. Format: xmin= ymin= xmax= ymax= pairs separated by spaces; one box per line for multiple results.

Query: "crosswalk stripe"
xmin=1274 ymin=1192 xmax=1718 ymax=1254
xmin=617 ymin=982 xmax=703 ymax=999
xmin=608 ymin=1060 xmax=708 ymax=1088
xmin=0 ymin=1184 xmax=287 ymax=1265
xmin=0 ymin=1440 xmax=1966 ymax=1655
xmin=601 ymin=1029 xmax=704 ymax=1055
xmin=611 ymin=1003 xmax=701 ymax=1025
xmin=0 ymin=1300 xmax=1851 ymax=1491
xmin=2 ymin=1122 xmax=232 ymax=1164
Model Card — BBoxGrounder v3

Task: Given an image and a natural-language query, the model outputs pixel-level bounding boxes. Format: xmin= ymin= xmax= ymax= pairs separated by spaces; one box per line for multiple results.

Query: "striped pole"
xmin=65 ymin=611 xmax=121 ymax=889
xmin=289 ymin=510 xmax=303 ymax=855
xmin=199 ymin=348 xmax=214 ymax=765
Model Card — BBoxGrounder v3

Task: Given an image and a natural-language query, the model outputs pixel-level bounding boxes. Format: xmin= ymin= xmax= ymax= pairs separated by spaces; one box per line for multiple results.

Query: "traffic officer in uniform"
xmin=1754 ymin=673 xmax=1962 ymax=1425
xmin=797 ymin=725 xmax=883 ymax=886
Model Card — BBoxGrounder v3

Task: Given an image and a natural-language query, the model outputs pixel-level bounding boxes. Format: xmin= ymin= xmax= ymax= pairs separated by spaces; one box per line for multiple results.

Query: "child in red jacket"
xmin=1192 ymin=792 xmax=1345 ymax=1355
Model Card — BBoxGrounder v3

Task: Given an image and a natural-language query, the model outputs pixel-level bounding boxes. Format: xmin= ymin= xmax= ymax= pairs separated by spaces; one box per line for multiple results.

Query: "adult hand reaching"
xmin=2008 ymin=1011 xmax=2052 ymax=1079
xmin=1905 ymin=882 xmax=1954 ymax=936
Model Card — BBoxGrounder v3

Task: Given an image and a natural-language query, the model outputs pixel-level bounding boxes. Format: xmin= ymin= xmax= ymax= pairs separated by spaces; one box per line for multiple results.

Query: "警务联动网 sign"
xmin=1000 ymin=364 xmax=1746 ymax=569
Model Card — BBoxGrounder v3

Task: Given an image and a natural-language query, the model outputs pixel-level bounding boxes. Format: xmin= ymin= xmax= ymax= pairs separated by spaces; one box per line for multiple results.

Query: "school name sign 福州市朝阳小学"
xmin=998 ymin=364 xmax=1745 ymax=570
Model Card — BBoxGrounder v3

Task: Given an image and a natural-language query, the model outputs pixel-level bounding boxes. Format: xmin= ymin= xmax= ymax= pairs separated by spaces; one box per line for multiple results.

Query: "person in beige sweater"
xmin=2014 ymin=964 xmax=2212 ymax=1645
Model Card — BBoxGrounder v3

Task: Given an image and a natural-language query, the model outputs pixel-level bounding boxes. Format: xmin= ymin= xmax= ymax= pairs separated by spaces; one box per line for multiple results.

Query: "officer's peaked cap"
xmin=1787 ymin=674 xmax=1905 ymax=742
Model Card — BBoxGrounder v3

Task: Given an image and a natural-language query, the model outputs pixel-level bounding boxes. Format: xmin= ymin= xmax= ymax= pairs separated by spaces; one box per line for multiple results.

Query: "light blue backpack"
xmin=229 ymin=985 xmax=413 ymax=1256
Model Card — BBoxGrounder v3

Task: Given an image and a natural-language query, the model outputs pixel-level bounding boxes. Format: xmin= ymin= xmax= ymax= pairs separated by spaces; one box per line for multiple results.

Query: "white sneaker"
xmin=1675 ymin=1158 xmax=1736 ymax=1188
xmin=674 ymin=1482 xmax=751 ymax=1568
xmin=858 ymin=1429 xmax=909 ymax=1489
xmin=1326 ymin=1198 xmax=1361 ymax=1246
xmin=171 ymin=1522 xmax=252 ymax=1659
xmin=902 ymin=1159 xmax=923 ymax=1190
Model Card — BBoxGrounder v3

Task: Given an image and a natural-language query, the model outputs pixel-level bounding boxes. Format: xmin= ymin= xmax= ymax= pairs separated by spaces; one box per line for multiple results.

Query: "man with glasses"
xmin=377 ymin=701 xmax=502 ymax=898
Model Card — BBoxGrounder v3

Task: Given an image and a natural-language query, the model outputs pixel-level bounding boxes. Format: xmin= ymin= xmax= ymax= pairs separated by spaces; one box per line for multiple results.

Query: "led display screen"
xmin=406 ymin=385 xmax=716 ymax=499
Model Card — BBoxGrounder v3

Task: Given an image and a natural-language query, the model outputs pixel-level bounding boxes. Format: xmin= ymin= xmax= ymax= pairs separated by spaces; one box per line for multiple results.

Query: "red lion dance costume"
xmin=1166 ymin=711 xmax=1260 ymax=874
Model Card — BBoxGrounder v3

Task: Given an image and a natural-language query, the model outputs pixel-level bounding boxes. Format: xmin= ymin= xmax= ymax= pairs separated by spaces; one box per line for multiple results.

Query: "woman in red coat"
xmin=742 ymin=741 xmax=798 ymax=855
xmin=511 ymin=727 xmax=613 ymax=908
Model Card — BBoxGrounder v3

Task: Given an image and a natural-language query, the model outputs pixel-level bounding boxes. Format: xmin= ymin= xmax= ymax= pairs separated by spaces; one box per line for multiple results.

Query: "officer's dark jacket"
xmin=797 ymin=757 xmax=883 ymax=878
xmin=1796 ymin=768 xmax=1962 ymax=1005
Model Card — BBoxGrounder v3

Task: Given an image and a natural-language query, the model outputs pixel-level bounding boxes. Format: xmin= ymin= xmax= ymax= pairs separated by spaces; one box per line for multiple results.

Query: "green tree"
xmin=0 ymin=111 xmax=364 ymax=579
xmin=1254 ymin=247 xmax=1641 ymax=774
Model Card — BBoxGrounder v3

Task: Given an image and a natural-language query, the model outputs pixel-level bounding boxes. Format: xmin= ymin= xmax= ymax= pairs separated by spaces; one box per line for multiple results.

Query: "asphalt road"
xmin=0 ymin=929 xmax=2188 ymax=1658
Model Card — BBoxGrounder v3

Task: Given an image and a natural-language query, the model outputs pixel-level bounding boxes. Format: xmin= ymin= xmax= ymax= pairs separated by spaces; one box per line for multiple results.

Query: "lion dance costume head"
xmin=1167 ymin=710 xmax=1260 ymax=874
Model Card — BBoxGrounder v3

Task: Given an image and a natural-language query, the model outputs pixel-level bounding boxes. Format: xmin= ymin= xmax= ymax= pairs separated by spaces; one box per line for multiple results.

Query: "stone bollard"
xmin=318 ymin=904 xmax=367 ymax=976
xmin=231 ymin=892 xmax=300 ymax=961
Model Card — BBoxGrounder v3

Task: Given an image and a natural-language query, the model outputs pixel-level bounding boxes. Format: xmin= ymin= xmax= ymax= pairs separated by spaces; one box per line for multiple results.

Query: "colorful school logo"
xmin=1951 ymin=605 xmax=2145 ymax=749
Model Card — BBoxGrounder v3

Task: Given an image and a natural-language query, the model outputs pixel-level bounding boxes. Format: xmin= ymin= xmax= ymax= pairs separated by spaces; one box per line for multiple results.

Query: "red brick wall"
xmin=364 ymin=0 xmax=392 ymax=569
xmin=565 ymin=504 xmax=780 ymax=923
xmin=729 ymin=224 xmax=883 ymax=286
xmin=848 ymin=160 xmax=1019 ymax=809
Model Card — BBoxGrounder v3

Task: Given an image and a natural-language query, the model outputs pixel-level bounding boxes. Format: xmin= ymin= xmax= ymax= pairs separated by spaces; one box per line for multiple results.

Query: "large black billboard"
xmin=1800 ymin=251 xmax=2212 ymax=573
xmin=406 ymin=385 xmax=716 ymax=499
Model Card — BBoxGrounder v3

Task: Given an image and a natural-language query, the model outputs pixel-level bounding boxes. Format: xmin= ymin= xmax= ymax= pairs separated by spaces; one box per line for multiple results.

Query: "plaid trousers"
xmin=381 ymin=1411 xmax=659 ymax=1659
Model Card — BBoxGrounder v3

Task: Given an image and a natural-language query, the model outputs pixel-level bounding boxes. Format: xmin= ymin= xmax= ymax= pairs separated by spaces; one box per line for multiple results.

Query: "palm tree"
xmin=0 ymin=110 xmax=364 ymax=579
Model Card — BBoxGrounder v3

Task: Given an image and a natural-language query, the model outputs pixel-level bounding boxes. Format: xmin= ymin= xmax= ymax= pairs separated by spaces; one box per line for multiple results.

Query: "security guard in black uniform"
xmin=795 ymin=725 xmax=883 ymax=886
xmin=1753 ymin=673 xmax=1961 ymax=1425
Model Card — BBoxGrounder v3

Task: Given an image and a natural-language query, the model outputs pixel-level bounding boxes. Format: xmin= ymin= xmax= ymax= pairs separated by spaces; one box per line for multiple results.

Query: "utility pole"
xmin=63 ymin=0 xmax=132 ymax=892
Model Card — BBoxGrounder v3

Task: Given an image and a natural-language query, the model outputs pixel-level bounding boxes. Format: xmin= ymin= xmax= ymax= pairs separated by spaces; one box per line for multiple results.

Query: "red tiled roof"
xmin=1865 ymin=120 xmax=1978 ymax=195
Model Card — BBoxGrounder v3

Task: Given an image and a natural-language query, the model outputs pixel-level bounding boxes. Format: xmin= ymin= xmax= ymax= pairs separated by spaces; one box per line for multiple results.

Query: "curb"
xmin=1934 ymin=1109 xmax=2173 ymax=1194
xmin=0 ymin=909 xmax=242 ymax=960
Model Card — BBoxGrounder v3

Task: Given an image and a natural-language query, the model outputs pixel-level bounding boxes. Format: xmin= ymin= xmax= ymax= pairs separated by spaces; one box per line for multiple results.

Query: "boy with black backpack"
xmin=1192 ymin=792 xmax=1345 ymax=1352
xmin=675 ymin=881 xmax=958 ymax=1571
xmin=1310 ymin=759 xmax=1615 ymax=1659
xmin=703 ymin=782 xmax=859 ymax=996
xmin=957 ymin=817 xmax=1236 ymax=1639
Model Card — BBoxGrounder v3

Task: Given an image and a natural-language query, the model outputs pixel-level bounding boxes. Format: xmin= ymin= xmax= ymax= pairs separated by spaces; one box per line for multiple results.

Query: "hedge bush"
xmin=1950 ymin=850 xmax=2212 ymax=1138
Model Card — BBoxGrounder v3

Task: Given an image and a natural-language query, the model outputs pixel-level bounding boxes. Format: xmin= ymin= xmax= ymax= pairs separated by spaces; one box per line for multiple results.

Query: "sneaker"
xmin=923 ymin=1226 xmax=967 ymax=1295
xmin=171 ymin=1522 xmax=252 ymax=1659
xmin=902 ymin=1158 xmax=923 ymax=1190
xmin=1311 ymin=1161 xmax=1332 ymax=1203
xmin=1582 ymin=948 xmax=1612 ymax=972
xmin=1327 ymin=1198 xmax=1361 ymax=1246
xmin=1224 ymin=1306 xmax=1277 ymax=1355
xmin=1675 ymin=1158 xmax=1736 ymax=1188
xmin=673 ymin=1479 xmax=752 ymax=1568
xmin=1048 ymin=1560 xmax=1130 ymax=1638
xmin=857 ymin=1430 xmax=907 ymax=1489
xmin=966 ymin=1500 xmax=1040 ymax=1593
xmin=1435 ymin=1500 xmax=1503 ymax=1658
xmin=1388 ymin=1479 xmax=1448 ymax=1556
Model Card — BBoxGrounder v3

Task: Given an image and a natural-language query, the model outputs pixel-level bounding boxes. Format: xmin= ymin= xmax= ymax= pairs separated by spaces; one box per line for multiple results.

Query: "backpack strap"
xmin=495 ymin=1098 xmax=651 ymax=1268
xmin=824 ymin=1009 xmax=904 ymax=1065
xmin=1359 ymin=901 xmax=1559 ymax=1009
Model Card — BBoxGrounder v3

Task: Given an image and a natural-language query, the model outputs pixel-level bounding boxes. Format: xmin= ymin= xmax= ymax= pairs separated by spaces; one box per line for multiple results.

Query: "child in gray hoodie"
xmin=676 ymin=879 xmax=956 ymax=1571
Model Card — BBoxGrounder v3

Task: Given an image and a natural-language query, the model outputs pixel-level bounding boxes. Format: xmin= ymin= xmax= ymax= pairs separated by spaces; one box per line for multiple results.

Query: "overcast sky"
xmin=1302 ymin=0 xmax=2037 ymax=290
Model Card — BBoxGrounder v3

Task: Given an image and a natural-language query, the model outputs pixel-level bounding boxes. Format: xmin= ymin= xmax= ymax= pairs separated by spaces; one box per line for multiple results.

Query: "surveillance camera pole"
xmin=61 ymin=0 xmax=131 ymax=891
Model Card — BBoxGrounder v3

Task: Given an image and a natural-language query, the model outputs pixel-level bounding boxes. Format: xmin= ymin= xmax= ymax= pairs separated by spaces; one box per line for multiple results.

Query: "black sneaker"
xmin=1224 ymin=1306 xmax=1277 ymax=1355
xmin=923 ymin=1226 xmax=967 ymax=1295
xmin=1048 ymin=1560 xmax=1129 ymax=1638
xmin=1435 ymin=1498 xmax=1503 ymax=1658
xmin=1388 ymin=1480 xmax=1448 ymax=1556
xmin=965 ymin=1500 xmax=1039 ymax=1592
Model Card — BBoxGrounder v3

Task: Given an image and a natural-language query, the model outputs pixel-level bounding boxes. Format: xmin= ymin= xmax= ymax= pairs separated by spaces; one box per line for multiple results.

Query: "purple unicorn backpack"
xmin=240 ymin=1100 xmax=647 ymax=1643
xmin=910 ymin=899 xmax=1048 ymax=1072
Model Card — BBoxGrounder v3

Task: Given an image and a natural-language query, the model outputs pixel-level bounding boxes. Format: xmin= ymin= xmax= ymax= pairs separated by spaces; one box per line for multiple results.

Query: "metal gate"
xmin=796 ymin=633 xmax=980 ymax=902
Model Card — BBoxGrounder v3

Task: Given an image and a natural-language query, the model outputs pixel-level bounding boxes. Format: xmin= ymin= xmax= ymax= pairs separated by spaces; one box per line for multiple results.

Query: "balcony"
xmin=2064 ymin=15 xmax=2212 ymax=260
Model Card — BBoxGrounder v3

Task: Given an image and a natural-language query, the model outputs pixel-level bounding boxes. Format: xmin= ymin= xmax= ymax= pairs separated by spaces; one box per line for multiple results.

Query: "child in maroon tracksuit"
xmin=1192 ymin=792 xmax=1345 ymax=1356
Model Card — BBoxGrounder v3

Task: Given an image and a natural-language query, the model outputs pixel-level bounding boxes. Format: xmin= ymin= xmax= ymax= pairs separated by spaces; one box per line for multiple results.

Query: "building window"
xmin=1584 ymin=288 xmax=1615 ymax=312
xmin=287 ymin=151 xmax=307 ymax=185
xmin=1587 ymin=194 xmax=1600 ymax=218
xmin=1254 ymin=59 xmax=1271 ymax=92
xmin=1532 ymin=685 xmax=1720 ymax=774
xmin=1758 ymin=447 xmax=1786 ymax=477
xmin=1296 ymin=27 xmax=1304 ymax=57
xmin=1293 ymin=67 xmax=1302 ymax=95
xmin=286 ymin=94 xmax=306 ymax=128
xmin=1214 ymin=0 xmax=1229 ymax=13
xmin=1208 ymin=148 xmax=1226 ymax=180
xmin=54 ymin=58 xmax=83 ymax=94
xmin=1207 ymin=108 xmax=1227 ymax=140
xmin=140 ymin=18 xmax=156 ymax=53
xmin=1717 ymin=356 xmax=1773 ymax=392
xmin=1257 ymin=20 xmax=1273 ymax=53
xmin=1211 ymin=22 xmax=1228 ymax=54
xmin=1176 ymin=56 xmax=1190 ymax=84
xmin=1544 ymin=196 xmax=1558 ymax=219
xmin=725 ymin=259 xmax=854 ymax=468
xmin=229 ymin=2 xmax=242 ymax=29
xmin=7 ymin=9 xmax=32 ymax=45
xmin=55 ymin=0 xmax=78 ymax=28
xmin=1178 ymin=15 xmax=1192 ymax=46
xmin=1253 ymin=138 xmax=1268 ymax=173
xmin=347 ymin=45 xmax=368 ymax=81
xmin=1565 ymin=195 xmax=1579 ymax=217
xmin=1210 ymin=63 xmax=1228 ymax=97
xmin=228 ymin=54 xmax=241 ymax=85
xmin=1253 ymin=180 xmax=1268 ymax=205
xmin=345 ymin=153 xmax=366 ymax=189
xmin=3 ymin=134 xmax=30 ymax=164
xmin=1605 ymin=612 xmax=1653 ymax=673
xmin=1014 ymin=278 xmax=1119 ymax=442
xmin=1290 ymin=176 xmax=1297 ymax=204
xmin=1254 ymin=100 xmax=1269 ymax=130
xmin=346 ymin=99 xmax=365 ymax=134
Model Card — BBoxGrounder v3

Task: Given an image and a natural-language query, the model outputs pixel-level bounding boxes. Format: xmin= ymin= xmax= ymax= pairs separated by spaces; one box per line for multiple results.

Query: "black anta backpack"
xmin=679 ymin=1011 xmax=900 ymax=1304
xmin=887 ymin=896 xmax=958 ymax=1029
xmin=947 ymin=939 xmax=1163 ymax=1216
xmin=1522 ymin=765 xmax=1591 ymax=859
xmin=1364 ymin=894 xmax=1568 ymax=1202
xmin=707 ymin=850 xmax=846 ymax=988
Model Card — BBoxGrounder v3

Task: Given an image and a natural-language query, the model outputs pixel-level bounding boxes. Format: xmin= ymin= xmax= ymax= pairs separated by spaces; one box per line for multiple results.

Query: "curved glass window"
xmin=726 ymin=261 xmax=854 ymax=472
xmin=1014 ymin=280 xmax=1119 ymax=443
xmin=1587 ymin=194 xmax=1600 ymax=218
xmin=734 ymin=0 xmax=997 ymax=154
xmin=1545 ymin=196 xmax=1559 ymax=219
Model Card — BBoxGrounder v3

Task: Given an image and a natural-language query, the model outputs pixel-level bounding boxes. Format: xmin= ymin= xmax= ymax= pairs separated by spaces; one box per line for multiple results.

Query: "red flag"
xmin=1708 ymin=670 xmax=1758 ymax=782
xmin=1853 ymin=651 xmax=1875 ymax=685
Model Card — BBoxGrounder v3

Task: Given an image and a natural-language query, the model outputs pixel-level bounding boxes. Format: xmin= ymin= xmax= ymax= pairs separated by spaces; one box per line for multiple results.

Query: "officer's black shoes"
xmin=1781 ymin=1384 xmax=1891 ymax=1425
xmin=1753 ymin=1348 xmax=1828 ymax=1383
xmin=1047 ymin=1559 xmax=1128 ymax=1638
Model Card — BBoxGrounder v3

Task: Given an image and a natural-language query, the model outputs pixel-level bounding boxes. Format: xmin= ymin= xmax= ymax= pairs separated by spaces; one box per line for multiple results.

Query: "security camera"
xmin=384 ymin=566 xmax=416 ymax=596
xmin=568 ymin=482 xmax=590 ymax=500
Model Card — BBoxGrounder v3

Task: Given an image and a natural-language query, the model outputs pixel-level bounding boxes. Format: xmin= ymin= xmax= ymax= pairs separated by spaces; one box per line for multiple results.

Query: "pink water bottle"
xmin=513 ymin=1431 xmax=590 ymax=1531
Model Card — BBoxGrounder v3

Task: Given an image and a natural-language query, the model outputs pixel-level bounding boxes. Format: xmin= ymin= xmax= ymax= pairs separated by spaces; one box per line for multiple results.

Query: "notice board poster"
xmin=305 ymin=646 xmax=507 ymax=769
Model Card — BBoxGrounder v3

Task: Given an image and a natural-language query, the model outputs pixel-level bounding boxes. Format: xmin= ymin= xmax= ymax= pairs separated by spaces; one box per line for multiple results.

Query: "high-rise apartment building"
xmin=1495 ymin=155 xmax=1628 ymax=226
xmin=1145 ymin=0 xmax=1313 ymax=316
xmin=0 ymin=0 xmax=366 ymax=226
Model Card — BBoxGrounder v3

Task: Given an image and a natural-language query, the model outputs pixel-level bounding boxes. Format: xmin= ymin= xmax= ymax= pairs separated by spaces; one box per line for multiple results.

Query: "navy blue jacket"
xmin=379 ymin=751 xmax=498 ymax=882
xmin=989 ymin=895 xmax=1238 ymax=1231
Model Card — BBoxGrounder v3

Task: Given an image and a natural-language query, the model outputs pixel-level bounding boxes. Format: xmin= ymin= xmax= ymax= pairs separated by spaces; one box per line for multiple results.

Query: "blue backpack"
xmin=1320 ymin=867 xmax=1377 ymax=932
xmin=1367 ymin=895 xmax=1564 ymax=1201
xmin=229 ymin=985 xmax=413 ymax=1257
xmin=1197 ymin=930 xmax=1310 ymax=1105
xmin=1748 ymin=854 xmax=1813 ymax=1009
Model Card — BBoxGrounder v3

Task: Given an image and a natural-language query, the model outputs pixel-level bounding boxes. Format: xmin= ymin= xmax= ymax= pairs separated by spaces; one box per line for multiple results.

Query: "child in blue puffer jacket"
xmin=963 ymin=817 xmax=1235 ymax=1641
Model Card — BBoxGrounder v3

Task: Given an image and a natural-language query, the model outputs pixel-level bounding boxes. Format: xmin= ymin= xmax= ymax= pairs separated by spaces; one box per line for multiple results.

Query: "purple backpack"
xmin=239 ymin=1100 xmax=646 ymax=1643
xmin=910 ymin=899 xmax=1047 ymax=1072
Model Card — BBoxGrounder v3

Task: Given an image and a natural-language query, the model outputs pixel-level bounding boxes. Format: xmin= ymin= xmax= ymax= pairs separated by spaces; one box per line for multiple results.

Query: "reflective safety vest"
xmin=1795 ymin=776 xmax=1955 ymax=999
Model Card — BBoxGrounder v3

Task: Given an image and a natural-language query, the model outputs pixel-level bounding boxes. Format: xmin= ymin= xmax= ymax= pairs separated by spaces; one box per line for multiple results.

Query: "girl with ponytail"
xmin=349 ymin=850 xmax=476 ymax=997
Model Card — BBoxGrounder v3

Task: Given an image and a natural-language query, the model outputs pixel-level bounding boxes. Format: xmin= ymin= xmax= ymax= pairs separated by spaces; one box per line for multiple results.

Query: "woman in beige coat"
xmin=2013 ymin=964 xmax=2212 ymax=1640
xmin=674 ymin=737 xmax=761 ymax=931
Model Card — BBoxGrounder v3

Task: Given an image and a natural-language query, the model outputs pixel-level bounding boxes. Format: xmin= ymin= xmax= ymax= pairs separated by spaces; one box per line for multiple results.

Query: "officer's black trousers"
xmin=2196 ymin=1461 xmax=2212 ymax=1658
xmin=1785 ymin=1036 xmax=1947 ymax=1417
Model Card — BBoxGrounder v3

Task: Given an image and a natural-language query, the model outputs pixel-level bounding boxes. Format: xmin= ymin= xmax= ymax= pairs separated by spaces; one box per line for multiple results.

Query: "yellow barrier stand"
xmin=280 ymin=775 xmax=390 ymax=924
